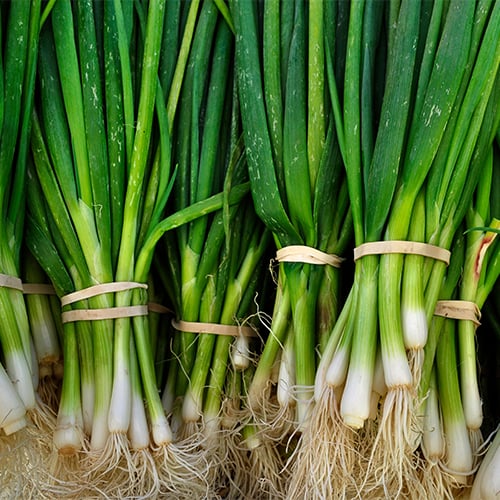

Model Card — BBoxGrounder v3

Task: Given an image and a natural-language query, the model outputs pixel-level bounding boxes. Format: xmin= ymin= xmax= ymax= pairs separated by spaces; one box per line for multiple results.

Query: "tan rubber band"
xmin=22 ymin=283 xmax=57 ymax=295
xmin=61 ymin=281 xmax=148 ymax=307
xmin=276 ymin=245 xmax=344 ymax=267
xmin=434 ymin=300 xmax=481 ymax=326
xmin=62 ymin=305 xmax=149 ymax=323
xmin=171 ymin=319 xmax=257 ymax=338
xmin=0 ymin=273 xmax=23 ymax=291
xmin=148 ymin=302 xmax=173 ymax=314
xmin=353 ymin=241 xmax=450 ymax=264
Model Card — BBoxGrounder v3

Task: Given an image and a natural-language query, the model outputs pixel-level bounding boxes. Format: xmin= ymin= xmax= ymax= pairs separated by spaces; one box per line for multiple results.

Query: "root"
xmin=0 ymin=427 xmax=45 ymax=498
xmin=0 ymin=401 xmax=72 ymax=499
xmin=245 ymin=385 xmax=297 ymax=446
xmin=416 ymin=449 xmax=472 ymax=500
xmin=214 ymin=393 xmax=286 ymax=498
xmin=153 ymin=435 xmax=212 ymax=499
xmin=44 ymin=456 xmax=88 ymax=498
xmin=286 ymin=387 xmax=362 ymax=499
xmin=408 ymin=348 xmax=424 ymax=388
xmin=212 ymin=424 xmax=251 ymax=499
xmin=30 ymin=444 xmax=86 ymax=498
xmin=80 ymin=432 xmax=138 ymax=498
xmin=362 ymin=387 xmax=424 ymax=499
xmin=36 ymin=376 xmax=62 ymax=413
xmin=126 ymin=447 xmax=162 ymax=499
xmin=244 ymin=434 xmax=288 ymax=499
xmin=417 ymin=457 xmax=456 ymax=500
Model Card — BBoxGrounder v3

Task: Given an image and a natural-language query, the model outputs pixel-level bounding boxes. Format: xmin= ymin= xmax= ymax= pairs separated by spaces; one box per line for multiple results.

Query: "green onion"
xmin=23 ymin=250 xmax=62 ymax=410
xmin=470 ymin=424 xmax=500 ymax=499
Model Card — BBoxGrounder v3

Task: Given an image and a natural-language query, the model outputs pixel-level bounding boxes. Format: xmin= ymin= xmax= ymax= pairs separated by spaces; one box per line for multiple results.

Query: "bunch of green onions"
xmin=25 ymin=0 xmax=251 ymax=495
xmin=265 ymin=0 xmax=500 ymax=497
xmin=23 ymin=0 xmax=226 ymax=496
xmin=154 ymin=4 xmax=274 ymax=495
xmin=231 ymin=0 xmax=352 ymax=437
xmin=0 ymin=0 xmax=43 ymax=437
xmin=419 ymin=145 xmax=500 ymax=495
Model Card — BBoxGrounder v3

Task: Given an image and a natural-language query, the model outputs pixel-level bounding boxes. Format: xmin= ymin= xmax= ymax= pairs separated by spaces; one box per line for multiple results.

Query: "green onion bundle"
xmin=26 ymin=0 xmax=194 ymax=495
xmin=270 ymin=0 xmax=499 ymax=497
xmin=0 ymin=0 xmax=43 ymax=436
xmin=419 ymin=146 xmax=500 ymax=494
xmin=26 ymin=0 xmax=251 ymax=495
xmin=153 ymin=4 xmax=274 ymax=495
xmin=231 ymin=0 xmax=351 ymax=439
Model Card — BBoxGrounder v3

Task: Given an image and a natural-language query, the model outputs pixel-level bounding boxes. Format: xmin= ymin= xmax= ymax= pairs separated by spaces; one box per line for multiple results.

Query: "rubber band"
xmin=61 ymin=281 xmax=148 ymax=307
xmin=0 ymin=273 xmax=23 ymax=292
xmin=434 ymin=300 xmax=481 ymax=326
xmin=353 ymin=241 xmax=450 ymax=265
xmin=62 ymin=305 xmax=148 ymax=323
xmin=22 ymin=283 xmax=57 ymax=295
xmin=171 ymin=319 xmax=257 ymax=338
xmin=276 ymin=245 xmax=344 ymax=267
xmin=148 ymin=302 xmax=173 ymax=314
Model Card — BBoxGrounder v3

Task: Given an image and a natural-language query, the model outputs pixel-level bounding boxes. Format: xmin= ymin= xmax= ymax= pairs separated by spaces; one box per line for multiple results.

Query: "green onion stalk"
xmin=23 ymin=249 xmax=62 ymax=411
xmin=231 ymin=0 xmax=351 ymax=444
xmin=416 ymin=233 xmax=465 ymax=500
xmin=459 ymin=173 xmax=499 ymax=444
xmin=418 ymin=221 xmax=498 ymax=496
xmin=0 ymin=0 xmax=45 ymax=437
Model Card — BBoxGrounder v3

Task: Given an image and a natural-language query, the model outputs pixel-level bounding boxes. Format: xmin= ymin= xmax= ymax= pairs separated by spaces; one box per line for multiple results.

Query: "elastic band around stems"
xmin=434 ymin=300 xmax=481 ymax=326
xmin=22 ymin=283 xmax=57 ymax=295
xmin=0 ymin=273 xmax=23 ymax=292
xmin=276 ymin=245 xmax=344 ymax=267
xmin=60 ymin=282 xmax=149 ymax=324
xmin=353 ymin=240 xmax=451 ymax=264
xmin=62 ymin=305 xmax=149 ymax=323
xmin=60 ymin=281 xmax=148 ymax=307
xmin=171 ymin=319 xmax=257 ymax=338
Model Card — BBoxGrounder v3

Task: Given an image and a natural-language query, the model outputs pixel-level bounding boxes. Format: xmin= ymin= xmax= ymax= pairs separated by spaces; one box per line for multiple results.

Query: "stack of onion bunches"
xmin=0 ymin=1 xmax=499 ymax=498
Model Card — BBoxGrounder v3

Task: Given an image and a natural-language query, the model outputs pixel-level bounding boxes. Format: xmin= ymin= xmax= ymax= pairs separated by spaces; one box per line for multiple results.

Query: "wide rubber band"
xmin=62 ymin=305 xmax=148 ymax=323
xmin=60 ymin=282 xmax=149 ymax=323
xmin=171 ymin=319 xmax=257 ymax=337
xmin=61 ymin=281 xmax=148 ymax=307
xmin=276 ymin=245 xmax=344 ymax=267
xmin=434 ymin=300 xmax=481 ymax=326
xmin=353 ymin=241 xmax=450 ymax=264
xmin=0 ymin=273 xmax=23 ymax=292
